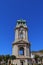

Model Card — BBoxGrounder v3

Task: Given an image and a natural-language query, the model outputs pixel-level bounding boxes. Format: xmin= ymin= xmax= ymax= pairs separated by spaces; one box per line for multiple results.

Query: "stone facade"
xmin=12 ymin=20 xmax=31 ymax=65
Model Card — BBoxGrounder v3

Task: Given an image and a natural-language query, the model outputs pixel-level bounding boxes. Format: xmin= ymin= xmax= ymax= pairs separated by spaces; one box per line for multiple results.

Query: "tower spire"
xmin=12 ymin=19 xmax=31 ymax=65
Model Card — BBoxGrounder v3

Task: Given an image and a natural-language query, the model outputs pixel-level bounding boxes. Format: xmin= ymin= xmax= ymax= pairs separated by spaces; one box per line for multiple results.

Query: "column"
xmin=25 ymin=60 xmax=27 ymax=65
xmin=15 ymin=29 xmax=18 ymax=41
xmin=23 ymin=30 xmax=25 ymax=40
xmin=24 ymin=46 xmax=26 ymax=57
xmin=25 ymin=30 xmax=28 ymax=41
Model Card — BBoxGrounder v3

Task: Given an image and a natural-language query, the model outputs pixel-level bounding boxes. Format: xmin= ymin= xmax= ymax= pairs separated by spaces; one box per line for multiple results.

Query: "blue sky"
xmin=0 ymin=0 xmax=43 ymax=55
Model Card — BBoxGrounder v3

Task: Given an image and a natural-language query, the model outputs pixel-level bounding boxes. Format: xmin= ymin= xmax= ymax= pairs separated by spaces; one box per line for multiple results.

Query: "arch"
xmin=19 ymin=47 xmax=24 ymax=55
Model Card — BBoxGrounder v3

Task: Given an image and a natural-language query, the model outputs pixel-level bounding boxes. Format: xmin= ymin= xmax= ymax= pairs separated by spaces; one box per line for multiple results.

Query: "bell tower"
xmin=15 ymin=19 xmax=28 ymax=42
xmin=12 ymin=20 xmax=31 ymax=65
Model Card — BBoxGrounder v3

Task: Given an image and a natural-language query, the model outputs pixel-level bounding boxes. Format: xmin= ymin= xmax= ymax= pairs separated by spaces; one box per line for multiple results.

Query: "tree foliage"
xmin=34 ymin=55 xmax=40 ymax=63
xmin=0 ymin=55 xmax=16 ymax=64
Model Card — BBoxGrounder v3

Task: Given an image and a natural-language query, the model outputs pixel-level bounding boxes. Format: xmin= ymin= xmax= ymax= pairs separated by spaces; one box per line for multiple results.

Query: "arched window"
xmin=19 ymin=47 xmax=24 ymax=55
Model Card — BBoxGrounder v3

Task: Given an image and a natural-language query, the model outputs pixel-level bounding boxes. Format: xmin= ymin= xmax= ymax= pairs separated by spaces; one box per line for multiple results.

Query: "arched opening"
xmin=19 ymin=47 xmax=24 ymax=55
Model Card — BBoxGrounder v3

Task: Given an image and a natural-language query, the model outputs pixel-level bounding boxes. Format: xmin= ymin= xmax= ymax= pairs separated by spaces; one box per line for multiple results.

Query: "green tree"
xmin=34 ymin=55 xmax=39 ymax=63
xmin=10 ymin=55 xmax=16 ymax=64
xmin=0 ymin=55 xmax=16 ymax=65
xmin=10 ymin=55 xmax=16 ymax=60
xmin=5 ymin=55 xmax=10 ymax=63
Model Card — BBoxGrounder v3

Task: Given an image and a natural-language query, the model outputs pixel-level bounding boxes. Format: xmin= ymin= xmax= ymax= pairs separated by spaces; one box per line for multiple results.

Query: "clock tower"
xmin=12 ymin=20 xmax=31 ymax=65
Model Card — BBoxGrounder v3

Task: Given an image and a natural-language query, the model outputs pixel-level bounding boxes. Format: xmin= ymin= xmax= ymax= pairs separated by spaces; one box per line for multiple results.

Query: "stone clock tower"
xmin=12 ymin=20 xmax=31 ymax=65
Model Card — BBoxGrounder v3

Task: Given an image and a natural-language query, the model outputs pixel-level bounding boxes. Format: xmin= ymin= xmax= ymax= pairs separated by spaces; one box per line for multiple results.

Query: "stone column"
xmin=25 ymin=60 xmax=27 ymax=65
xmin=29 ymin=60 xmax=32 ymax=65
xmin=25 ymin=30 xmax=28 ymax=41
xmin=12 ymin=45 xmax=18 ymax=56
xmin=17 ymin=60 xmax=20 ymax=65
xmin=15 ymin=29 xmax=18 ymax=41
xmin=23 ymin=30 xmax=25 ymax=40
xmin=24 ymin=46 xmax=26 ymax=57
